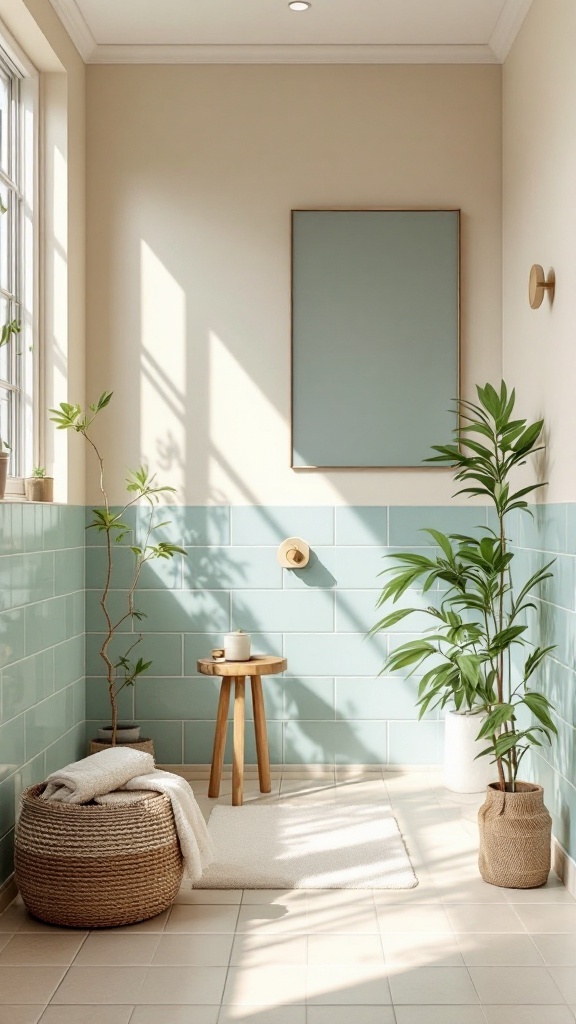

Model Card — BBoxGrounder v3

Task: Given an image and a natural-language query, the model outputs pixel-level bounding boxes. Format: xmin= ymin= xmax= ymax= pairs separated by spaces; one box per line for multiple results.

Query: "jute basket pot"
xmin=478 ymin=781 xmax=552 ymax=889
xmin=15 ymin=783 xmax=183 ymax=928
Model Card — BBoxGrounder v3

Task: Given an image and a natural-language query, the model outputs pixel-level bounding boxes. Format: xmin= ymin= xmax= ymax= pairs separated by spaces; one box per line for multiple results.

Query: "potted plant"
xmin=50 ymin=392 xmax=186 ymax=748
xmin=371 ymin=382 xmax=557 ymax=887
xmin=25 ymin=466 xmax=54 ymax=502
xmin=0 ymin=319 xmax=21 ymax=500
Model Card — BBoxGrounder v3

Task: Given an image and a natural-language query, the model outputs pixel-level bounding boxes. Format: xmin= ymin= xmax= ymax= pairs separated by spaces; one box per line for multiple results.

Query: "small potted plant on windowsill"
xmin=25 ymin=466 xmax=54 ymax=502
xmin=51 ymin=392 xmax=186 ymax=751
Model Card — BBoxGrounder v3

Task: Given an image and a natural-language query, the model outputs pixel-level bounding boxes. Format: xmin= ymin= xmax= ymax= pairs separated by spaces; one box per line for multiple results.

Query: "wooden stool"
xmin=197 ymin=655 xmax=287 ymax=806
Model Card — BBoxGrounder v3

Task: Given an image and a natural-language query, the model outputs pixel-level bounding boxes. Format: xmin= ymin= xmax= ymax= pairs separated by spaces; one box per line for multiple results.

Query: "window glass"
xmin=0 ymin=48 xmax=35 ymax=484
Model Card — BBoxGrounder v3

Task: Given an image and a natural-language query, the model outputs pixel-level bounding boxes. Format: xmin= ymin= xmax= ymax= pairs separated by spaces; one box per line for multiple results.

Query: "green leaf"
xmin=369 ymin=607 xmax=416 ymax=634
xmin=512 ymin=421 xmax=543 ymax=454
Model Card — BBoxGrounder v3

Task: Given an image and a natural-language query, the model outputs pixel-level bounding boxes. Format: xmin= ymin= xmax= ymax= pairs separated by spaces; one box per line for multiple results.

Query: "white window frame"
xmin=0 ymin=25 xmax=38 ymax=498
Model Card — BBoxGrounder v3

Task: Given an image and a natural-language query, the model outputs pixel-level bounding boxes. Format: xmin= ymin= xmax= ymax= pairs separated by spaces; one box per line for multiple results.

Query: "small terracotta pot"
xmin=478 ymin=781 xmax=552 ymax=888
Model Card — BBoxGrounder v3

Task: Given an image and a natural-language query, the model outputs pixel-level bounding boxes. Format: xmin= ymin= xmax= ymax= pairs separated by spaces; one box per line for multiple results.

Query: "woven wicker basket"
xmin=478 ymin=781 xmax=552 ymax=888
xmin=15 ymin=783 xmax=183 ymax=928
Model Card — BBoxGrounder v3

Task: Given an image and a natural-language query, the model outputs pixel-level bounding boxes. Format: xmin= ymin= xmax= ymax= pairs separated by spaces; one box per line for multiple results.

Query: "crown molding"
xmin=87 ymin=43 xmax=499 ymax=65
xmin=489 ymin=0 xmax=533 ymax=62
xmin=48 ymin=0 xmax=97 ymax=61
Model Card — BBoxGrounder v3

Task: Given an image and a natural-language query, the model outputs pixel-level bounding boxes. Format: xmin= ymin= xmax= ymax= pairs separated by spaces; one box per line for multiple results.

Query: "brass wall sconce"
xmin=529 ymin=265 xmax=555 ymax=309
xmin=277 ymin=537 xmax=310 ymax=569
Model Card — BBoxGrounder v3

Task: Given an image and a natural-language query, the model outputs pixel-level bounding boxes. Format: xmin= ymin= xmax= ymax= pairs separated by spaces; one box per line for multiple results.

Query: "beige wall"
xmin=86 ymin=64 xmax=502 ymax=506
xmin=503 ymin=0 xmax=576 ymax=503
xmin=0 ymin=0 xmax=86 ymax=502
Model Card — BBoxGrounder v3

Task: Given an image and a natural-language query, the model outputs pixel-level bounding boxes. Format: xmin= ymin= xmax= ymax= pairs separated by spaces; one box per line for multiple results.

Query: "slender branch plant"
xmin=371 ymin=382 xmax=557 ymax=792
xmin=51 ymin=392 xmax=186 ymax=745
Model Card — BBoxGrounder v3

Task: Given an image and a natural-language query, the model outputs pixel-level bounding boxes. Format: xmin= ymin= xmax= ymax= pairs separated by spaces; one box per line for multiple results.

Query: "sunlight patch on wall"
xmin=140 ymin=240 xmax=186 ymax=499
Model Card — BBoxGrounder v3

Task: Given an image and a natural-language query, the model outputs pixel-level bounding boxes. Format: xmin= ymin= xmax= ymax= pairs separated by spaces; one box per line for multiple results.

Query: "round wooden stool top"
xmin=197 ymin=655 xmax=287 ymax=677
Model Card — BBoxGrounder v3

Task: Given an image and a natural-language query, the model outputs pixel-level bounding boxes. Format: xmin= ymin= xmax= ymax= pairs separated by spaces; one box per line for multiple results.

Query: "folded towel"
xmin=96 ymin=770 xmax=214 ymax=882
xmin=42 ymin=747 xmax=155 ymax=804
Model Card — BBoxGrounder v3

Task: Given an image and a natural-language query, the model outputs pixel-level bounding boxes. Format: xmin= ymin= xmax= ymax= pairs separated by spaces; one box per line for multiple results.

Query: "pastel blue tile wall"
xmin=85 ymin=504 xmax=492 ymax=770
xmin=0 ymin=503 xmax=86 ymax=888
xmin=509 ymin=503 xmax=576 ymax=864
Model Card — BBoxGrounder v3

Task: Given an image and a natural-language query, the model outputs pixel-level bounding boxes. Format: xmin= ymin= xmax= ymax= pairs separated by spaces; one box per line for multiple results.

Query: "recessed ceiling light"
xmin=289 ymin=2 xmax=311 ymax=10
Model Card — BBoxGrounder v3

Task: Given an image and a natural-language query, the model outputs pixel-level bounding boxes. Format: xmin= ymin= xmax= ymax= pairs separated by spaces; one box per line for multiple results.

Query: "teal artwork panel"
xmin=291 ymin=209 xmax=460 ymax=467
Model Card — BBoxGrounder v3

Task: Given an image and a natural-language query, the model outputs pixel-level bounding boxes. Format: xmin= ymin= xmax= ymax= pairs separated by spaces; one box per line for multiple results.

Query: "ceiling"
xmin=48 ymin=0 xmax=533 ymax=64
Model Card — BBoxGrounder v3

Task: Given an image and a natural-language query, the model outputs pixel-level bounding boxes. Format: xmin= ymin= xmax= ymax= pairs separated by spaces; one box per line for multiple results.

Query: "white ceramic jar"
xmin=224 ymin=631 xmax=251 ymax=661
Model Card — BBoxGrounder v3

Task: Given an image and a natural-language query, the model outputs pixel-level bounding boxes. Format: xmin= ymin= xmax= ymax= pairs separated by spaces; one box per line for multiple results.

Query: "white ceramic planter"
xmin=224 ymin=632 xmax=251 ymax=661
xmin=443 ymin=710 xmax=495 ymax=793
xmin=97 ymin=723 xmax=141 ymax=743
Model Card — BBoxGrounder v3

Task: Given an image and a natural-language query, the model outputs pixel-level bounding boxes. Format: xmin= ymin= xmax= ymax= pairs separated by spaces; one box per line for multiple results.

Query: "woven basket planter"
xmin=15 ymin=783 xmax=183 ymax=928
xmin=478 ymin=781 xmax=552 ymax=889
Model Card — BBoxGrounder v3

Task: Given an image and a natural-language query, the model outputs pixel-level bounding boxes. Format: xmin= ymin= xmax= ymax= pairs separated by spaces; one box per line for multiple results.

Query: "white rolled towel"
xmin=42 ymin=747 xmax=155 ymax=804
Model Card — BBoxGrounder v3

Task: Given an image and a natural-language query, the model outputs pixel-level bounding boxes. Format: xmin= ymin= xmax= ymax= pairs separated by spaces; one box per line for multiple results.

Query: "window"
xmin=0 ymin=40 xmax=36 ymax=490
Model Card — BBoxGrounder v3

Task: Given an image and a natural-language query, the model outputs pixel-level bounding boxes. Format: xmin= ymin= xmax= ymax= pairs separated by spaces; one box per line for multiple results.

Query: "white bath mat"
xmin=195 ymin=804 xmax=418 ymax=889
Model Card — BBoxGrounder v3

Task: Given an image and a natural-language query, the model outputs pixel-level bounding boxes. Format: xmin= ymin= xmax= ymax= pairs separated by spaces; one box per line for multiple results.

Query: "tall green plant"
xmin=371 ymin=382 xmax=557 ymax=792
xmin=51 ymin=392 xmax=186 ymax=745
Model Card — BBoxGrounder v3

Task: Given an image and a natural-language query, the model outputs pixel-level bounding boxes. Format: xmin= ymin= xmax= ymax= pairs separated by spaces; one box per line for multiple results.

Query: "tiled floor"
xmin=1 ymin=769 xmax=576 ymax=1023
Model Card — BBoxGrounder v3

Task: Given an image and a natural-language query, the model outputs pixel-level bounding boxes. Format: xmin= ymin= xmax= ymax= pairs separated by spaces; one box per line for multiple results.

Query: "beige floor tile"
xmin=388 ymin=966 xmax=480 ymax=1004
xmin=0 ymin=936 xmax=10 ymax=953
xmin=218 ymin=1007 xmax=306 ymax=1024
xmin=138 ymin=966 xmax=227 ymax=1004
xmin=549 ymin=967 xmax=576 ymax=1002
xmin=236 ymin=905 xmax=307 ymax=936
xmin=531 ymin=933 xmax=576 ymax=965
xmin=131 ymin=1007 xmax=219 ymax=1024
xmin=165 ymin=905 xmax=240 ymax=933
xmin=514 ymin=904 xmax=576 ymax=933
xmin=482 ymin=1007 xmax=576 ymax=1024
xmin=241 ymin=889 xmax=307 ymax=907
xmin=0 ymin=1008 xmax=44 ymax=1024
xmin=175 ymin=888 xmax=243 ymax=905
xmin=73 ymin=933 xmax=160 ymax=966
xmin=230 ymin=933 xmax=307 ymax=967
xmin=306 ymin=964 xmax=391 ymax=1005
xmin=16 ymin=917 xmax=84 ymax=936
xmin=469 ymin=966 xmax=565 ymax=1004
xmin=381 ymin=931 xmax=463 ymax=968
xmin=223 ymin=966 xmax=307 ymax=1006
xmin=372 ymin=884 xmax=440 ymax=906
xmin=307 ymin=1007 xmax=395 ymax=1024
xmin=0 ymin=901 xmax=28 ymax=932
xmin=457 ymin=932 xmax=544 ymax=966
xmin=439 ymin=878 xmax=509 ymax=903
xmin=39 ymin=1008 xmax=133 ymax=1024
xmin=305 ymin=889 xmax=375 ymax=907
xmin=307 ymin=934 xmax=385 ymax=965
xmin=445 ymin=904 xmax=525 ymax=933
xmin=503 ymin=878 xmax=575 ymax=904
xmin=376 ymin=904 xmax=453 ymax=934
xmin=394 ymin=1009 xmax=486 ymax=1024
xmin=306 ymin=905 xmax=379 ymax=934
xmin=152 ymin=933 xmax=233 ymax=966
xmin=0 ymin=934 xmax=85 ymax=966
xmin=50 ymin=967 xmax=147 ymax=1004
xmin=98 ymin=911 xmax=169 ymax=934
xmin=0 ymin=966 xmax=65 ymax=1004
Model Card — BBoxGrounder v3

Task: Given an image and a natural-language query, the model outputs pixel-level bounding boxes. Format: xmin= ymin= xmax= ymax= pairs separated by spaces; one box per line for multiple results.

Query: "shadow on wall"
xmin=83 ymin=496 xmax=453 ymax=766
